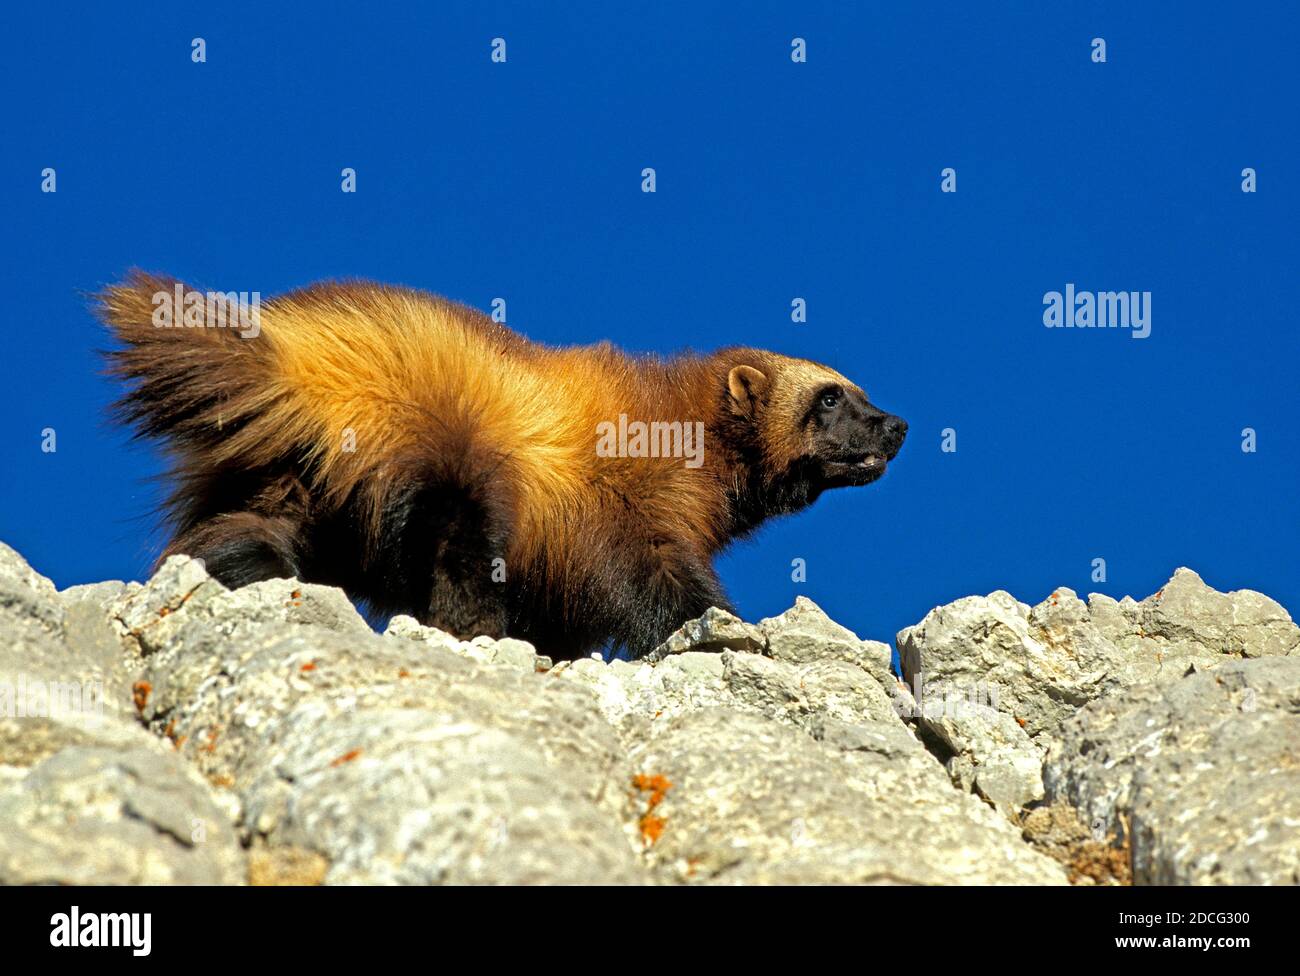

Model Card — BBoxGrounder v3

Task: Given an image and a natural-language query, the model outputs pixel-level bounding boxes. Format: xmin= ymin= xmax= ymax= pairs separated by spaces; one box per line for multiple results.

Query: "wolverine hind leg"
xmin=160 ymin=473 xmax=309 ymax=587
xmin=365 ymin=451 xmax=514 ymax=641
xmin=164 ymin=509 xmax=304 ymax=587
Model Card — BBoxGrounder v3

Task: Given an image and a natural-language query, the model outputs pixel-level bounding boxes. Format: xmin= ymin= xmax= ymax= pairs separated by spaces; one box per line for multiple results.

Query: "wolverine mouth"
xmin=822 ymin=453 xmax=888 ymax=486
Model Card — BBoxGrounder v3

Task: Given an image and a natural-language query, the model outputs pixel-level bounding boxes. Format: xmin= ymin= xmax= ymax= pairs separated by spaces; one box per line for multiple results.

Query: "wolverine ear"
xmin=727 ymin=365 xmax=769 ymax=416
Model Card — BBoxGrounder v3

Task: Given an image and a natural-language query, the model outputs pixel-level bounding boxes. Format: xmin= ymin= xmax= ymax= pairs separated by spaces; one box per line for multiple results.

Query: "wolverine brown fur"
xmin=98 ymin=272 xmax=906 ymax=659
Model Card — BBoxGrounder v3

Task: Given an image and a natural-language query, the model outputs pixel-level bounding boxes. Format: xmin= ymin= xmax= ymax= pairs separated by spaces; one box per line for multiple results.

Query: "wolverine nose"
xmin=880 ymin=415 xmax=907 ymax=457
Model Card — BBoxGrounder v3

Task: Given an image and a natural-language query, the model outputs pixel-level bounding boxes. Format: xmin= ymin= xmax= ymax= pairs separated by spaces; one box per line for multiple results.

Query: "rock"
xmin=0 ymin=745 xmax=245 ymax=885
xmin=896 ymin=571 xmax=1300 ymax=818
xmin=0 ymin=548 xmax=139 ymax=727
xmin=242 ymin=707 xmax=642 ymax=885
xmin=60 ymin=580 xmax=134 ymax=605
xmin=899 ymin=589 xmax=1079 ymax=740
xmin=0 ymin=540 xmax=59 ymax=604
xmin=0 ymin=542 xmax=67 ymax=645
xmin=0 ymin=712 xmax=162 ymax=770
xmin=141 ymin=620 xmax=644 ymax=884
xmin=657 ymin=650 xmax=726 ymax=681
xmin=716 ymin=650 xmax=803 ymax=718
xmin=248 ymin=845 xmax=330 ymax=886
xmin=1043 ymin=656 xmax=1300 ymax=884
xmin=915 ymin=686 xmax=1045 ymax=812
xmin=637 ymin=652 xmax=730 ymax=717
xmin=1029 ymin=587 xmax=1213 ymax=693
xmin=1137 ymin=568 xmax=1298 ymax=658
xmin=385 ymin=615 xmax=543 ymax=672
xmin=0 ymin=549 xmax=245 ymax=883
xmin=603 ymin=599 xmax=907 ymax=736
xmin=1021 ymin=803 xmax=1131 ymax=886
xmin=809 ymin=715 xmax=925 ymax=761
xmin=2 ymin=537 xmax=1293 ymax=887
xmin=760 ymin=596 xmax=894 ymax=688
xmin=646 ymin=606 xmax=765 ymax=661
xmin=110 ymin=557 xmax=370 ymax=658
xmin=627 ymin=708 xmax=1066 ymax=884
xmin=58 ymin=581 xmax=142 ymax=711
xmin=383 ymin=614 xmax=461 ymax=648
xmin=110 ymin=554 xmax=222 ymax=647
xmin=477 ymin=637 xmax=539 ymax=670
xmin=549 ymin=657 xmax=646 ymax=725
xmin=968 ymin=748 xmax=1045 ymax=813
xmin=722 ymin=652 xmax=903 ymax=731
xmin=548 ymin=650 xmax=735 ymax=730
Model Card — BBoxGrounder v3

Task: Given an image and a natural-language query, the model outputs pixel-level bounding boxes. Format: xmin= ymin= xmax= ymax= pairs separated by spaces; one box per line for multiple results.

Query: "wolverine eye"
xmin=819 ymin=390 xmax=840 ymax=409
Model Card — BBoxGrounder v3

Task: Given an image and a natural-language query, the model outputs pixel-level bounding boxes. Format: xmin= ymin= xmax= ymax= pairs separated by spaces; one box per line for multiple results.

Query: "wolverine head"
xmin=724 ymin=353 xmax=907 ymax=496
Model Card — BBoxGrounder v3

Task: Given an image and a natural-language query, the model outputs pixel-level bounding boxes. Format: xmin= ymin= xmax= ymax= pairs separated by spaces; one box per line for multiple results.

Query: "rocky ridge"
xmin=0 ymin=540 xmax=1296 ymax=885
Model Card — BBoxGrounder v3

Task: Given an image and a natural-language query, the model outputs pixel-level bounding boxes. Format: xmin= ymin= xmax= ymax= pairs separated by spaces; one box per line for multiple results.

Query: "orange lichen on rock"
xmin=633 ymin=773 xmax=673 ymax=846
xmin=633 ymin=773 xmax=672 ymax=807
xmin=330 ymin=748 xmax=362 ymax=767
xmin=163 ymin=719 xmax=187 ymax=751
xmin=639 ymin=814 xmax=667 ymax=845
xmin=300 ymin=661 xmax=317 ymax=672
xmin=131 ymin=681 xmax=151 ymax=713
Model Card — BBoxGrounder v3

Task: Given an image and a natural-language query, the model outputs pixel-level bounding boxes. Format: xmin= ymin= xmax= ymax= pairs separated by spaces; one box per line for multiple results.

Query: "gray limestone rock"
xmin=2 ymin=538 xmax=1293 ymax=887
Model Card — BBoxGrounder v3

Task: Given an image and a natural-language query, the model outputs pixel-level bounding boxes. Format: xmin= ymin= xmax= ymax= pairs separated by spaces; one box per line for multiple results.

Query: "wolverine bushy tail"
xmin=96 ymin=270 xmax=304 ymax=576
xmin=97 ymin=270 xmax=273 ymax=455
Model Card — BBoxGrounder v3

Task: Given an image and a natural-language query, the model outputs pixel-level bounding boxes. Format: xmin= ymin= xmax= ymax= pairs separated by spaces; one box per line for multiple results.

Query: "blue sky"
xmin=1 ymin=2 xmax=1296 ymax=651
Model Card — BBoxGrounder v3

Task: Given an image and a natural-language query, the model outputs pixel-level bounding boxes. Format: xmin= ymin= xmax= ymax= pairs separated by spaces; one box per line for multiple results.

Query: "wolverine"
xmin=99 ymin=272 xmax=907 ymax=659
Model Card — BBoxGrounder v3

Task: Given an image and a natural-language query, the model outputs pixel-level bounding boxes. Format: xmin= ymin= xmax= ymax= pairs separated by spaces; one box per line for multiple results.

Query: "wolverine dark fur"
xmin=99 ymin=273 xmax=906 ymax=659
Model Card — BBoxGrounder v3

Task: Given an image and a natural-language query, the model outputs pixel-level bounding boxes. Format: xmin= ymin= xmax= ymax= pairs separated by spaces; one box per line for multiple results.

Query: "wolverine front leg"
xmin=620 ymin=542 xmax=732 ymax=658
xmin=423 ymin=534 xmax=510 ymax=640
